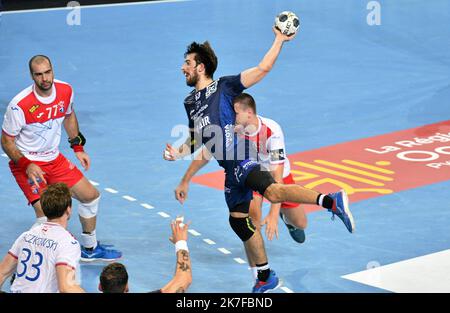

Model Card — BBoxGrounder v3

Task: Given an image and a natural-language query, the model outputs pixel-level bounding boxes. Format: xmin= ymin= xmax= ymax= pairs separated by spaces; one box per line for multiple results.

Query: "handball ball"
xmin=274 ymin=11 xmax=300 ymax=36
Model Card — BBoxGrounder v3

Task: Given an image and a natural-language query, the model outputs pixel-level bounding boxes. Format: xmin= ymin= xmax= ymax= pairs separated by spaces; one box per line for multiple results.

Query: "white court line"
xmin=188 ymin=229 xmax=201 ymax=236
xmin=342 ymin=249 xmax=450 ymax=293
xmin=218 ymin=248 xmax=231 ymax=255
xmin=1 ymin=153 xmax=7 ymax=158
xmin=1 ymin=0 xmax=191 ymax=15
xmin=72 ymin=179 xmax=260 ymax=280
xmin=122 ymin=195 xmax=137 ymax=202
xmin=280 ymin=286 xmax=294 ymax=293
xmin=158 ymin=212 xmax=170 ymax=218
xmin=203 ymin=239 xmax=216 ymax=245
xmin=104 ymin=188 xmax=118 ymax=194
xmin=233 ymin=258 xmax=246 ymax=264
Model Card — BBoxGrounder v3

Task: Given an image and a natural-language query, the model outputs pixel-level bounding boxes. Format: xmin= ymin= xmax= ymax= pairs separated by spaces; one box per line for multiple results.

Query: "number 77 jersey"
xmin=1 ymin=80 xmax=74 ymax=162
xmin=8 ymin=222 xmax=81 ymax=293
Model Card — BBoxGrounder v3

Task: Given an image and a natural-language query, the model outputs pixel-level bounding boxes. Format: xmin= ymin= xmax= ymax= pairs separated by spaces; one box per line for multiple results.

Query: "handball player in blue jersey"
xmin=164 ymin=27 xmax=355 ymax=293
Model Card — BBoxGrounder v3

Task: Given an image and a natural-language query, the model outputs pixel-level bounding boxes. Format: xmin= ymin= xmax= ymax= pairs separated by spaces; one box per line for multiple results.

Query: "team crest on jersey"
xmin=31 ymin=184 xmax=40 ymax=195
xmin=57 ymin=101 xmax=65 ymax=113
xmin=29 ymin=105 xmax=40 ymax=113
xmin=205 ymin=81 xmax=218 ymax=99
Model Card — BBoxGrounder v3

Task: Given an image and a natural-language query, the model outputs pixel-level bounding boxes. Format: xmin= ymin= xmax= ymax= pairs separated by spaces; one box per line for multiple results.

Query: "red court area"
xmin=192 ymin=120 xmax=450 ymax=213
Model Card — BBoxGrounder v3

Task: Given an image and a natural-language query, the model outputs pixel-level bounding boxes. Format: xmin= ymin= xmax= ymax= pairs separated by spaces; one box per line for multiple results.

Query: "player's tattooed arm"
xmin=177 ymin=250 xmax=191 ymax=272
xmin=160 ymin=250 xmax=192 ymax=293
xmin=160 ymin=220 xmax=192 ymax=293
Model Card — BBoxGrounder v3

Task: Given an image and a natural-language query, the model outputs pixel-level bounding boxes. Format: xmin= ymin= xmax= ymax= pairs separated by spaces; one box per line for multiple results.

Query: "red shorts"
xmin=9 ymin=153 xmax=84 ymax=205
xmin=253 ymin=173 xmax=299 ymax=209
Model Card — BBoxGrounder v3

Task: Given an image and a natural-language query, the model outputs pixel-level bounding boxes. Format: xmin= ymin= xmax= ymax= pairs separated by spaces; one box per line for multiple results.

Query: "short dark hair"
xmin=29 ymin=55 xmax=52 ymax=74
xmin=233 ymin=93 xmax=257 ymax=114
xmin=184 ymin=41 xmax=218 ymax=78
xmin=100 ymin=263 xmax=129 ymax=293
xmin=40 ymin=183 xmax=72 ymax=219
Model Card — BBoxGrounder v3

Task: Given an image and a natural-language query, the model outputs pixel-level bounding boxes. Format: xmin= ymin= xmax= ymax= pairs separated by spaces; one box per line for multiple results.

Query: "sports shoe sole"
xmin=259 ymin=279 xmax=283 ymax=293
xmin=341 ymin=190 xmax=355 ymax=233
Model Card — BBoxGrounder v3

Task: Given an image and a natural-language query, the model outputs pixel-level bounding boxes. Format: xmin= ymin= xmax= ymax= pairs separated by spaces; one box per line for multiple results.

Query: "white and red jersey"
xmin=244 ymin=115 xmax=290 ymax=178
xmin=8 ymin=222 xmax=80 ymax=293
xmin=2 ymin=80 xmax=74 ymax=162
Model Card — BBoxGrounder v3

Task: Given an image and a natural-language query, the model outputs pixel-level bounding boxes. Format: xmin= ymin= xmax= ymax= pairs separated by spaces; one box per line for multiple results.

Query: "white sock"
xmin=31 ymin=216 xmax=47 ymax=229
xmin=80 ymin=230 xmax=97 ymax=249
xmin=251 ymin=267 xmax=258 ymax=280
xmin=256 ymin=263 xmax=270 ymax=271
xmin=317 ymin=194 xmax=325 ymax=207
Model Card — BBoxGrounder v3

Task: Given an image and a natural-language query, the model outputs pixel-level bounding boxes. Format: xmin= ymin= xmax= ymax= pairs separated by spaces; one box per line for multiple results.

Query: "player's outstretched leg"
xmin=245 ymin=165 xmax=355 ymax=233
xmin=263 ymin=184 xmax=355 ymax=233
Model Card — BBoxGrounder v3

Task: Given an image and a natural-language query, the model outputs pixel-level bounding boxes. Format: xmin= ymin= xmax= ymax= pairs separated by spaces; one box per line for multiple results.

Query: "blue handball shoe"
xmin=252 ymin=270 xmax=281 ymax=293
xmin=280 ymin=212 xmax=306 ymax=244
xmin=81 ymin=242 xmax=122 ymax=262
xmin=328 ymin=190 xmax=355 ymax=233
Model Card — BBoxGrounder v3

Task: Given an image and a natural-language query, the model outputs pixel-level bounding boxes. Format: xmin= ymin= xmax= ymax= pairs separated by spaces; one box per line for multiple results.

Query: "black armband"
xmin=68 ymin=132 xmax=86 ymax=148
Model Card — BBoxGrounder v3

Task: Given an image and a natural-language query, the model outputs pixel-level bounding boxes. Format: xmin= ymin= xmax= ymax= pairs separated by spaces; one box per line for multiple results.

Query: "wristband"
xmin=68 ymin=132 xmax=86 ymax=148
xmin=72 ymin=145 xmax=84 ymax=153
xmin=17 ymin=156 xmax=32 ymax=171
xmin=175 ymin=240 xmax=188 ymax=252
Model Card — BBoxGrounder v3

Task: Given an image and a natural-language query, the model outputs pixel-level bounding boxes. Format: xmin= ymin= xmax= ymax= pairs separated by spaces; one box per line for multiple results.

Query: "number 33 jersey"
xmin=2 ymin=80 xmax=74 ymax=162
xmin=8 ymin=222 xmax=81 ymax=293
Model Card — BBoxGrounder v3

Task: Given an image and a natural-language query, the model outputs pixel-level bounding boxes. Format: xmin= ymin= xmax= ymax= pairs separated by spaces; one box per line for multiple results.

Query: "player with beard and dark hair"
xmin=164 ymin=28 xmax=355 ymax=293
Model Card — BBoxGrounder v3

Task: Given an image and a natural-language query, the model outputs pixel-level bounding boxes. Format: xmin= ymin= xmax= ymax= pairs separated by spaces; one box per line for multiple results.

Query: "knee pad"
xmin=78 ymin=195 xmax=100 ymax=218
xmin=229 ymin=215 xmax=256 ymax=242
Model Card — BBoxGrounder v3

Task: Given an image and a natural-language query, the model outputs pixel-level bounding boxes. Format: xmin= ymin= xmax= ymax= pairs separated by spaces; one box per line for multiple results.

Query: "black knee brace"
xmin=229 ymin=215 xmax=256 ymax=242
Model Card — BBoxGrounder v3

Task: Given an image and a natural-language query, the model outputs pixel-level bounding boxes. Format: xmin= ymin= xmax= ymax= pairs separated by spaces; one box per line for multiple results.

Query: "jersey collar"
xmin=33 ymin=83 xmax=56 ymax=104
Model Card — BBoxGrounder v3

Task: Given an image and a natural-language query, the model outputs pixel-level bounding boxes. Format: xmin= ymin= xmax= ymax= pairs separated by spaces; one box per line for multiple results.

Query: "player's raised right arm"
xmin=240 ymin=27 xmax=297 ymax=89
